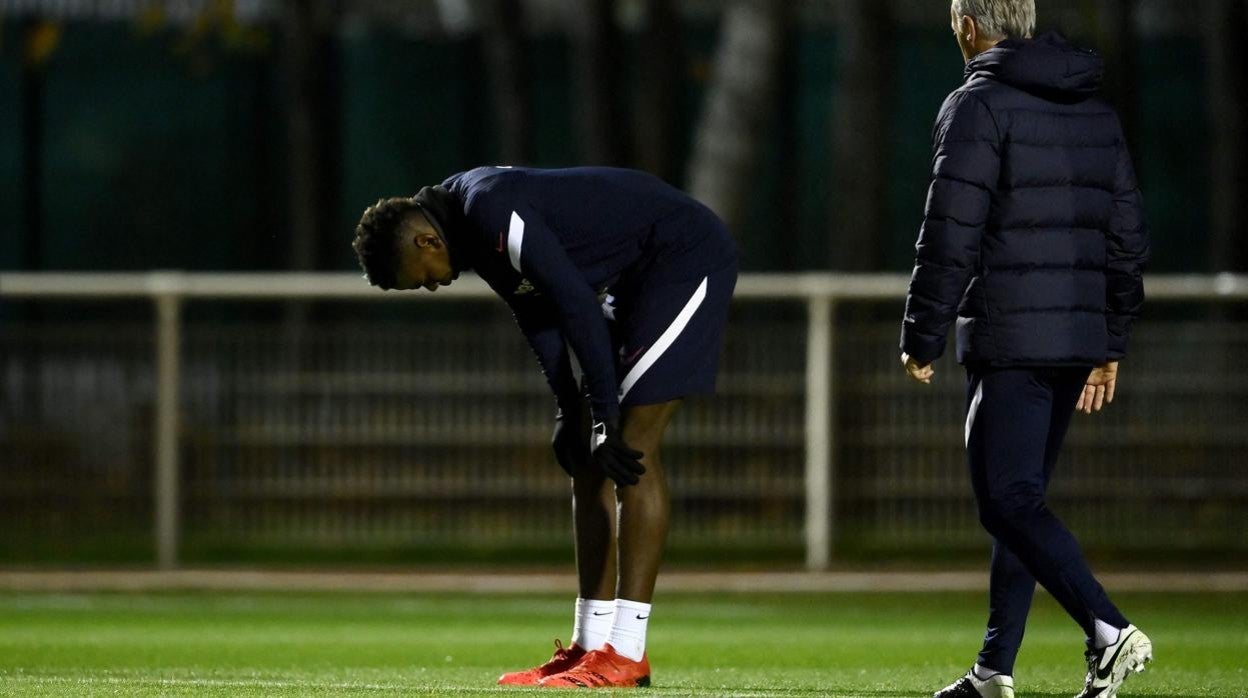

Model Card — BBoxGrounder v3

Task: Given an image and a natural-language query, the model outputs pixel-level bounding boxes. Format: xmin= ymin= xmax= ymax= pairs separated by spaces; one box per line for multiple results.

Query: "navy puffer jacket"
xmin=901 ymin=32 xmax=1150 ymax=367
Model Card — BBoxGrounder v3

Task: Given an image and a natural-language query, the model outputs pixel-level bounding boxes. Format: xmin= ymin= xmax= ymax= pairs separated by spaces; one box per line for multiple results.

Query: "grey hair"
xmin=951 ymin=0 xmax=1036 ymax=39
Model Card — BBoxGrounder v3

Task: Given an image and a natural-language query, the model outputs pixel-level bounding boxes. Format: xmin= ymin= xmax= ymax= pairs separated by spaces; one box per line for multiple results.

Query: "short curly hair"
xmin=353 ymin=197 xmax=420 ymax=290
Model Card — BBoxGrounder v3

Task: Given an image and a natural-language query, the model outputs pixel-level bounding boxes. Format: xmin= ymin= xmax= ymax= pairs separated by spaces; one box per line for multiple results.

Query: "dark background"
xmin=2 ymin=0 xmax=1245 ymax=276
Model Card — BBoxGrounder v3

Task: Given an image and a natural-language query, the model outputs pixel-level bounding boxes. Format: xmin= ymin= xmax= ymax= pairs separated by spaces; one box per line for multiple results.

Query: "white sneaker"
xmin=1075 ymin=624 xmax=1153 ymax=698
xmin=933 ymin=669 xmax=1015 ymax=698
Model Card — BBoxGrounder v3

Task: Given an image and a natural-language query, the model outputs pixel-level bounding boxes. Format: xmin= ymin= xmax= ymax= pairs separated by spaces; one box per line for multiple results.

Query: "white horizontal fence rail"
xmin=3 ymin=271 xmax=1248 ymax=570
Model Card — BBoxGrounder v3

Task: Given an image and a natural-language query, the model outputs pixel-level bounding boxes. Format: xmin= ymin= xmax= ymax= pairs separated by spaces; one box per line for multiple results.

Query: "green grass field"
xmin=0 ymin=590 xmax=1244 ymax=697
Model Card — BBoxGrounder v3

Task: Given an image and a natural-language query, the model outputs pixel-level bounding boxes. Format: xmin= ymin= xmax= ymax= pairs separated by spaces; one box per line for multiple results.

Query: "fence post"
xmin=805 ymin=294 xmax=834 ymax=570
xmin=153 ymin=288 xmax=182 ymax=570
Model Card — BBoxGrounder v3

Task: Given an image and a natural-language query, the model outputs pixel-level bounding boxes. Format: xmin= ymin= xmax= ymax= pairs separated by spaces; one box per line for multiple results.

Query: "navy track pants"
xmin=964 ymin=365 xmax=1130 ymax=675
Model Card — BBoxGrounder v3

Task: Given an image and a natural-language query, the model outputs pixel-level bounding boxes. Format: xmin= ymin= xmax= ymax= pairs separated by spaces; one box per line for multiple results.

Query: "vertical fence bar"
xmin=154 ymin=291 xmax=182 ymax=569
xmin=804 ymin=294 xmax=833 ymax=570
xmin=827 ymin=298 xmax=837 ymax=559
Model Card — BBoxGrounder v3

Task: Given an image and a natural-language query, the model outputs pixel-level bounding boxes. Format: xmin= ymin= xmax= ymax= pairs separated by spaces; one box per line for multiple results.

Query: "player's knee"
xmin=620 ymin=403 xmax=678 ymax=451
xmin=619 ymin=426 xmax=658 ymax=460
xmin=571 ymin=462 xmax=609 ymax=488
xmin=980 ymin=483 xmax=1046 ymax=526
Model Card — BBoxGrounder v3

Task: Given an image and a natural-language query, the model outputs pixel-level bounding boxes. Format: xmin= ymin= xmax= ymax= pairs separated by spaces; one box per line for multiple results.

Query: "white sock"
xmin=606 ymin=599 xmax=651 ymax=661
xmin=571 ymin=598 xmax=614 ymax=650
xmin=1093 ymin=619 xmax=1122 ymax=649
xmin=972 ymin=664 xmax=1002 ymax=680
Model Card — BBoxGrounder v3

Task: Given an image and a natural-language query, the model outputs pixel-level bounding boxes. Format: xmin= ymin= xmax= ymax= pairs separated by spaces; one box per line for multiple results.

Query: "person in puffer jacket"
xmin=900 ymin=3 xmax=1153 ymax=698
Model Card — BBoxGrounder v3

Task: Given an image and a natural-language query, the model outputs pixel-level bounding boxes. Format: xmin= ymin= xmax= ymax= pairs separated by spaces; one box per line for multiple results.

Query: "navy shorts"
xmin=603 ymin=226 xmax=738 ymax=407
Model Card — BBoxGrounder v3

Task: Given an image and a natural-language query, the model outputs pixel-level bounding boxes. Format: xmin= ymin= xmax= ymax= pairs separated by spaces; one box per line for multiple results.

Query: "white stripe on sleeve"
xmin=507 ymin=211 xmax=525 ymax=273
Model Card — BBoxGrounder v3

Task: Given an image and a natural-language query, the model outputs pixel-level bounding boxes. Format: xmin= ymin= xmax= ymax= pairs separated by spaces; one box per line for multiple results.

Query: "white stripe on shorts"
xmin=618 ymin=276 xmax=709 ymax=401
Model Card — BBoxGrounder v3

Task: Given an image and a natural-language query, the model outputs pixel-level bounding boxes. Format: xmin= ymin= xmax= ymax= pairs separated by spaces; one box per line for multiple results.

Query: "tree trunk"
xmin=282 ymin=0 xmax=342 ymax=272
xmin=1205 ymin=0 xmax=1248 ymax=271
xmin=280 ymin=0 xmax=342 ymax=362
xmin=830 ymin=0 xmax=894 ymax=271
xmin=687 ymin=1 xmax=790 ymax=236
xmin=20 ymin=20 xmax=47 ymax=272
xmin=475 ymin=0 xmax=532 ymax=164
xmin=571 ymin=0 xmax=627 ymax=165
xmin=633 ymin=0 xmax=684 ymax=182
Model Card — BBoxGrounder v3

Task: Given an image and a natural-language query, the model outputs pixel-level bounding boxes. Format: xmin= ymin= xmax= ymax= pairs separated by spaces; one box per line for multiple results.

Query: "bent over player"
xmin=352 ymin=166 xmax=737 ymax=689
xmin=902 ymin=3 xmax=1152 ymax=698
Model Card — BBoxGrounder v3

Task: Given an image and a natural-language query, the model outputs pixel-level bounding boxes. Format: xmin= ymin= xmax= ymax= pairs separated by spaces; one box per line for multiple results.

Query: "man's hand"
xmin=590 ymin=418 xmax=645 ymax=486
xmin=901 ymin=353 xmax=935 ymax=384
xmin=1077 ymin=361 xmax=1119 ymax=415
xmin=551 ymin=402 xmax=590 ymax=477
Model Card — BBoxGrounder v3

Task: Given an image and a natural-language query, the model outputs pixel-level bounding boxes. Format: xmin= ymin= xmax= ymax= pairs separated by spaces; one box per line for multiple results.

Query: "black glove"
xmin=590 ymin=418 xmax=645 ymax=486
xmin=551 ymin=402 xmax=590 ymax=477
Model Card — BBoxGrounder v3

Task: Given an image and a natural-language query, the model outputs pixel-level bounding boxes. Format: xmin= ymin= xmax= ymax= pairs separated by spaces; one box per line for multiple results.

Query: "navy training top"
xmin=442 ymin=166 xmax=730 ymax=422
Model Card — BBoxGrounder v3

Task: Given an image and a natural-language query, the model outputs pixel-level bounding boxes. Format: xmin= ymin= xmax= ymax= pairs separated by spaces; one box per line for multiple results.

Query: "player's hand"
xmin=901 ymin=353 xmax=934 ymax=384
xmin=1077 ymin=361 xmax=1119 ymax=415
xmin=551 ymin=402 xmax=590 ymax=477
xmin=590 ymin=418 xmax=645 ymax=486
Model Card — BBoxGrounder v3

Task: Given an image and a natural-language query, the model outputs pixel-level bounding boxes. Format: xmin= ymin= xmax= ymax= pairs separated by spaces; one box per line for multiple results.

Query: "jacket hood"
xmin=965 ymin=31 xmax=1103 ymax=103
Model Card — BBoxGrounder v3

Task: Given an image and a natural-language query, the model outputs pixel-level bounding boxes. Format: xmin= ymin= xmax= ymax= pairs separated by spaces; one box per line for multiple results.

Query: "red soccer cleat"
xmin=497 ymin=639 xmax=588 ymax=686
xmin=538 ymin=643 xmax=650 ymax=688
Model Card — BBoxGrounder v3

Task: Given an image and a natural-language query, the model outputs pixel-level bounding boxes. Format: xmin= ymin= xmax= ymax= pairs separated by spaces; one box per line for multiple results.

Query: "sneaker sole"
xmin=539 ymin=674 xmax=650 ymax=689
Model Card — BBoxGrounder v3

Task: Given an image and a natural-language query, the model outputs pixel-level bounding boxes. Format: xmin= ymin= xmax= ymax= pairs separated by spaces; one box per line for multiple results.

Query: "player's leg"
xmin=498 ymin=402 xmax=608 ymax=686
xmin=567 ymin=405 xmax=619 ymax=656
xmin=572 ymin=457 xmax=618 ymax=602
xmin=976 ymin=542 xmax=1034 ymax=679
xmin=1046 ymin=368 xmax=1151 ymax=698
xmin=615 ymin=400 xmax=681 ymax=603
xmin=936 ymin=369 xmax=1022 ymax=698
xmin=539 ymin=400 xmax=677 ymax=689
xmin=969 ymin=367 xmax=1129 ymax=635
xmin=972 ymin=369 xmax=1078 ymax=682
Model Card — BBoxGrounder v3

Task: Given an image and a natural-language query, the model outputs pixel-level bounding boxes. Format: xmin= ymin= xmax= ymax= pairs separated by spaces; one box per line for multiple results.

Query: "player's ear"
xmin=414 ymin=230 xmax=443 ymax=250
xmin=961 ymin=15 xmax=976 ymax=43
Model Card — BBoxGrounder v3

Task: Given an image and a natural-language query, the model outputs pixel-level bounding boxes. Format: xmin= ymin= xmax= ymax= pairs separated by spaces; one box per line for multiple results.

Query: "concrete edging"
xmin=1 ymin=570 xmax=1245 ymax=593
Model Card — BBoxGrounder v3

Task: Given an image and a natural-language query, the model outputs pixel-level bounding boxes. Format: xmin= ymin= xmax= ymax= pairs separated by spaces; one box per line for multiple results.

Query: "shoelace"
xmin=541 ymin=640 xmax=575 ymax=670
xmin=1081 ymin=650 xmax=1098 ymax=691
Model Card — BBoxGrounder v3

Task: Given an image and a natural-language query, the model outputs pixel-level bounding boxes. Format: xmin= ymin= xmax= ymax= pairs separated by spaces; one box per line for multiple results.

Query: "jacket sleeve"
xmin=900 ymin=91 xmax=1001 ymax=365
xmin=1105 ymin=134 xmax=1150 ymax=360
xmin=502 ymin=203 xmax=621 ymax=422
xmin=507 ymin=294 xmax=582 ymax=410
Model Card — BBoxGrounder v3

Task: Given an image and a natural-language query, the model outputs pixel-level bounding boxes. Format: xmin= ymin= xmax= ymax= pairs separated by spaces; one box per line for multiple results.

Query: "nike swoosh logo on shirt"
xmin=624 ymin=345 xmax=647 ymax=365
xmin=496 ymin=230 xmax=506 ymax=252
xmin=635 ymin=614 xmax=649 ymax=620
xmin=1096 ymin=629 xmax=1138 ymax=680
xmin=592 ymin=611 xmax=612 ymax=616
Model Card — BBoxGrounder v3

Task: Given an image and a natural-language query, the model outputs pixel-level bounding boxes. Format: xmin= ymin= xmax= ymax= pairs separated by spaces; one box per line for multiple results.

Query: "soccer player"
xmin=352 ymin=166 xmax=737 ymax=689
xmin=901 ymin=2 xmax=1152 ymax=698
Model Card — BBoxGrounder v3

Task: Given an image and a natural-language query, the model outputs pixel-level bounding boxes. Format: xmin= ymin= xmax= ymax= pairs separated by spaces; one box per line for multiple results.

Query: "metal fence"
xmin=2 ymin=272 xmax=1246 ymax=569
